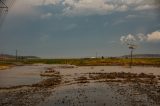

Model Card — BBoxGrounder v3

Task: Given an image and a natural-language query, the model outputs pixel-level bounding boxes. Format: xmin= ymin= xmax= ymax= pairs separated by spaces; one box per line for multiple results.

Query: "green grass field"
xmin=1 ymin=58 xmax=160 ymax=67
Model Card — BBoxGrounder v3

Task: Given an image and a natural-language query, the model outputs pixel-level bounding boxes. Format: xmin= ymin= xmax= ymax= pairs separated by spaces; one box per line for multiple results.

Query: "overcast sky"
xmin=0 ymin=0 xmax=160 ymax=58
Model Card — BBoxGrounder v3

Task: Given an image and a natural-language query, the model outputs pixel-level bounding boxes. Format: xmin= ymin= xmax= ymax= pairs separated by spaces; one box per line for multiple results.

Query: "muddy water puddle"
xmin=39 ymin=83 xmax=158 ymax=106
xmin=0 ymin=65 xmax=160 ymax=87
xmin=0 ymin=65 xmax=47 ymax=87
xmin=0 ymin=65 xmax=160 ymax=106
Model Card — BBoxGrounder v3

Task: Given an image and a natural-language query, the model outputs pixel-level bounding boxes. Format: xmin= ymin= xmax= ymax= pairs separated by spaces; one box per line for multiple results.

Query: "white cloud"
xmin=120 ymin=30 xmax=160 ymax=43
xmin=42 ymin=0 xmax=61 ymax=5
xmin=11 ymin=0 xmax=160 ymax=17
xmin=10 ymin=0 xmax=59 ymax=17
xmin=116 ymin=5 xmax=128 ymax=12
xmin=147 ymin=31 xmax=160 ymax=42
xmin=61 ymin=0 xmax=159 ymax=16
xmin=41 ymin=13 xmax=53 ymax=19
xmin=120 ymin=34 xmax=136 ymax=44
xmin=136 ymin=33 xmax=147 ymax=41
xmin=25 ymin=0 xmax=61 ymax=6
xmin=10 ymin=0 xmax=61 ymax=14
xmin=134 ymin=4 xmax=159 ymax=11
xmin=62 ymin=0 xmax=115 ymax=16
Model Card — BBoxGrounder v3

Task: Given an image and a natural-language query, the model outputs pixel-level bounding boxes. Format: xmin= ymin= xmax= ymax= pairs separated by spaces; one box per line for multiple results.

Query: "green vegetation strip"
xmin=0 ymin=58 xmax=160 ymax=66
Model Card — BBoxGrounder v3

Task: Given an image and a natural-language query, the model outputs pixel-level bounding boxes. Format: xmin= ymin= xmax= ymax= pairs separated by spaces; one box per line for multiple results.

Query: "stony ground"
xmin=0 ymin=65 xmax=160 ymax=106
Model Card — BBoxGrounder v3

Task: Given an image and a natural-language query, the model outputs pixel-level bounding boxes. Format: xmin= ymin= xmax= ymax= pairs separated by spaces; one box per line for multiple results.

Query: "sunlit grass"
xmin=0 ymin=58 xmax=160 ymax=66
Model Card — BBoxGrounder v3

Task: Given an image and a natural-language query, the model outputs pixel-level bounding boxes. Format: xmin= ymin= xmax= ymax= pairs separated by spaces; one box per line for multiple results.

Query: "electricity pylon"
xmin=0 ymin=0 xmax=15 ymax=28
xmin=0 ymin=0 xmax=15 ymax=13
xmin=0 ymin=0 xmax=8 ymax=9
xmin=0 ymin=0 xmax=9 ymax=16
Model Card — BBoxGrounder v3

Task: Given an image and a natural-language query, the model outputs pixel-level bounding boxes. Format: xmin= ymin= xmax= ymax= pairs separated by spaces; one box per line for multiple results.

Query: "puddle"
xmin=39 ymin=83 xmax=158 ymax=106
xmin=0 ymin=65 xmax=160 ymax=106
xmin=0 ymin=65 xmax=47 ymax=87
xmin=0 ymin=65 xmax=160 ymax=87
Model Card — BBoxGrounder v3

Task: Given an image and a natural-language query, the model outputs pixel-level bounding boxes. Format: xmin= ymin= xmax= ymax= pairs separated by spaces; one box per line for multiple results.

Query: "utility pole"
xmin=96 ymin=52 xmax=98 ymax=58
xmin=131 ymin=49 xmax=133 ymax=68
xmin=129 ymin=45 xmax=133 ymax=68
xmin=122 ymin=37 xmax=137 ymax=68
xmin=0 ymin=51 xmax=4 ymax=63
xmin=16 ymin=49 xmax=18 ymax=61
xmin=128 ymin=44 xmax=136 ymax=68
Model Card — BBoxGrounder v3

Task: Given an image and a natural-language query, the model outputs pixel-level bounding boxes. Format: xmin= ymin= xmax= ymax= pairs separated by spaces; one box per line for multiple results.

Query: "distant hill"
xmin=0 ymin=54 xmax=14 ymax=59
xmin=0 ymin=54 xmax=39 ymax=60
xmin=22 ymin=56 xmax=40 ymax=59
xmin=121 ymin=54 xmax=160 ymax=58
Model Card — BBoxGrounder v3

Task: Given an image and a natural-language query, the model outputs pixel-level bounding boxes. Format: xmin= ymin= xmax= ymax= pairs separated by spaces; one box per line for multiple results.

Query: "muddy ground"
xmin=0 ymin=65 xmax=160 ymax=106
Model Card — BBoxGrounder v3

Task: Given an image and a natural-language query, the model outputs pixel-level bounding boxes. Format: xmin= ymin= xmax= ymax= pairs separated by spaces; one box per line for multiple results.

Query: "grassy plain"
xmin=1 ymin=58 xmax=160 ymax=67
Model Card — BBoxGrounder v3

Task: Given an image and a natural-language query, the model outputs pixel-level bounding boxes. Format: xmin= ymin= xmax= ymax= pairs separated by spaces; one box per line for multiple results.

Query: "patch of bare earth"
xmin=76 ymin=72 xmax=160 ymax=105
